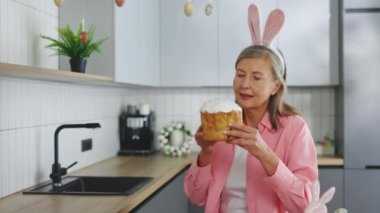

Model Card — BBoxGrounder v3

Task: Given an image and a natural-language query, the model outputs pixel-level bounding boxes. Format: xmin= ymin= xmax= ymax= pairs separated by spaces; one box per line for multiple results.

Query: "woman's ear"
xmin=271 ymin=80 xmax=282 ymax=95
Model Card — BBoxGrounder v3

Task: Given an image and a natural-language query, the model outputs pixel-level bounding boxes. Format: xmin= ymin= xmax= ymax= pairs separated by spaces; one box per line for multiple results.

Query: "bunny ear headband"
xmin=248 ymin=4 xmax=286 ymax=73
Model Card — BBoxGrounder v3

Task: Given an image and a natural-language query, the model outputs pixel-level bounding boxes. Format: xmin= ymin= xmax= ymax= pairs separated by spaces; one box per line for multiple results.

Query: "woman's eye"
xmin=252 ymin=76 xmax=261 ymax=80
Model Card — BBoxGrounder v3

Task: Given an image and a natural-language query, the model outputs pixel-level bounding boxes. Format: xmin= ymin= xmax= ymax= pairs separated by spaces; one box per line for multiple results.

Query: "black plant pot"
xmin=69 ymin=58 xmax=87 ymax=73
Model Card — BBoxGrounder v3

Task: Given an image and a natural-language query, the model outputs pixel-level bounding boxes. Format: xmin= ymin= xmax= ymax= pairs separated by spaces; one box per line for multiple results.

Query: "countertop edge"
xmin=317 ymin=156 xmax=344 ymax=167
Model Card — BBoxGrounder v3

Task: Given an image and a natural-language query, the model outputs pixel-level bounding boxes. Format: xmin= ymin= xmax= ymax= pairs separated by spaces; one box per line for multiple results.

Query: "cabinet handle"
xmin=365 ymin=165 xmax=380 ymax=169
xmin=346 ymin=8 xmax=380 ymax=13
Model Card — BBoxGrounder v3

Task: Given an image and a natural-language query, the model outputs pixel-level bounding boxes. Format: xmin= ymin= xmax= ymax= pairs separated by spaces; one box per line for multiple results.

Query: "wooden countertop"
xmin=0 ymin=153 xmax=196 ymax=213
xmin=317 ymin=156 xmax=344 ymax=167
xmin=0 ymin=153 xmax=344 ymax=213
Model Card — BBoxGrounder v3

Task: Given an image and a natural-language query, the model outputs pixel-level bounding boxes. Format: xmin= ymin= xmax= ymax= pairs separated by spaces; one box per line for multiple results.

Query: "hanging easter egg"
xmin=184 ymin=1 xmax=193 ymax=17
xmin=205 ymin=2 xmax=213 ymax=16
xmin=80 ymin=31 xmax=88 ymax=44
xmin=54 ymin=0 xmax=63 ymax=7
xmin=115 ymin=0 xmax=125 ymax=7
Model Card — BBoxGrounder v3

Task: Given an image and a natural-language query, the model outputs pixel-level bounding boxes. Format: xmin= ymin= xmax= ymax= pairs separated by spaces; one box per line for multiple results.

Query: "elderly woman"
xmin=183 ymin=5 xmax=318 ymax=212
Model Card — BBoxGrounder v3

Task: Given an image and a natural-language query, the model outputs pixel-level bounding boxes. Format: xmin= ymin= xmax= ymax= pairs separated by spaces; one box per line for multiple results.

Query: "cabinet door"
xmin=343 ymin=11 xmax=380 ymax=169
xmin=218 ymin=0 xmax=277 ymax=86
xmin=345 ymin=170 xmax=380 ymax=212
xmin=115 ymin=0 xmax=160 ymax=86
xmin=278 ymin=0 xmax=338 ymax=86
xmin=319 ymin=168 xmax=344 ymax=211
xmin=160 ymin=0 xmax=218 ymax=86
xmin=133 ymin=169 xmax=188 ymax=212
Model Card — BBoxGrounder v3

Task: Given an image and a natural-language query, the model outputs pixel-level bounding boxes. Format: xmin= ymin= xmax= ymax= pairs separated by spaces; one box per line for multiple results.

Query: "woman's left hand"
xmin=224 ymin=124 xmax=279 ymax=176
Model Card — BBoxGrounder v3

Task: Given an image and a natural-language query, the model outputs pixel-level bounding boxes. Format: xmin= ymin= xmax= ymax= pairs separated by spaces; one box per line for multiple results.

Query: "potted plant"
xmin=41 ymin=21 xmax=107 ymax=73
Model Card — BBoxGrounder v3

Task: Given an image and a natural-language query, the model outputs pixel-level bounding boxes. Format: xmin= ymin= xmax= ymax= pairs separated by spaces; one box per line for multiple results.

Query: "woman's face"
xmin=233 ymin=57 xmax=281 ymax=111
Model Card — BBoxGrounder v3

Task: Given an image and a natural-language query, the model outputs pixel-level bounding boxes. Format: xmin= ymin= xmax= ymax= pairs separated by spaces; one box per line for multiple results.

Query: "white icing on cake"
xmin=200 ymin=99 xmax=242 ymax=113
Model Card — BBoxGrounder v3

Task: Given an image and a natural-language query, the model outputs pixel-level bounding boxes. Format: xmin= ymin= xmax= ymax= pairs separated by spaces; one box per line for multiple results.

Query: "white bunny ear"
xmin=248 ymin=4 xmax=261 ymax=44
xmin=318 ymin=187 xmax=336 ymax=205
xmin=262 ymin=9 xmax=285 ymax=46
xmin=311 ymin=180 xmax=321 ymax=202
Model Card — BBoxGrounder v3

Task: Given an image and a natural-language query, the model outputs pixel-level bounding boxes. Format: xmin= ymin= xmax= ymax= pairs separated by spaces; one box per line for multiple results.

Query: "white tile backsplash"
xmin=0 ymin=77 xmax=129 ymax=198
xmin=127 ymin=87 xmax=336 ymax=147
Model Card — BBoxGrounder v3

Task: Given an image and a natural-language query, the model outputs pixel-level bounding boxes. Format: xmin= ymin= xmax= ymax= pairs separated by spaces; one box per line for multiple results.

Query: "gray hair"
xmin=234 ymin=45 xmax=299 ymax=130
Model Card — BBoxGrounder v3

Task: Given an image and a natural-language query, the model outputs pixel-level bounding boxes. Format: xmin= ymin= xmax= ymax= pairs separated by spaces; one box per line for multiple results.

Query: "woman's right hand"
xmin=195 ymin=126 xmax=214 ymax=167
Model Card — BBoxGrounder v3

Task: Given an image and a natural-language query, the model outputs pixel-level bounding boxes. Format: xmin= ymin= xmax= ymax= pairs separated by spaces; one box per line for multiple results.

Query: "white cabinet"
xmin=160 ymin=0 xmax=218 ymax=86
xmin=218 ymin=0 xmax=277 ymax=86
xmin=278 ymin=0 xmax=338 ymax=86
xmin=115 ymin=0 xmax=159 ymax=85
xmin=218 ymin=0 xmax=338 ymax=86
xmin=60 ymin=0 xmax=337 ymax=87
xmin=59 ymin=0 xmax=159 ymax=86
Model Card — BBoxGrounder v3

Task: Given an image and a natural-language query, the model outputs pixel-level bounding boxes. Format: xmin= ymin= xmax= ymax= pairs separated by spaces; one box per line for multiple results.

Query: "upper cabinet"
xmin=160 ymin=0 xmax=218 ymax=86
xmin=59 ymin=0 xmax=160 ymax=86
xmin=58 ymin=0 xmax=338 ymax=87
xmin=218 ymin=0 xmax=338 ymax=86
xmin=277 ymin=0 xmax=339 ymax=86
xmin=115 ymin=0 xmax=160 ymax=86
xmin=160 ymin=0 xmax=338 ymax=86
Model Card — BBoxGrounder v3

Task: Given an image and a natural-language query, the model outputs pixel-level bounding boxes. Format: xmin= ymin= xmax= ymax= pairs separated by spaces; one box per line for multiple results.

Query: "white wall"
xmin=0 ymin=0 xmax=336 ymax=198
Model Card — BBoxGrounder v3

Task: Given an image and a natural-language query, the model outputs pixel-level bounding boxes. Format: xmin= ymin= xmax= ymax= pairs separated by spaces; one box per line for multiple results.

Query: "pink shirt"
xmin=184 ymin=113 xmax=318 ymax=213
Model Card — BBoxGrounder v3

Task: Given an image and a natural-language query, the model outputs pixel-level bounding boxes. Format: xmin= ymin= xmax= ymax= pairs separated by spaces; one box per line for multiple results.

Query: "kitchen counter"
xmin=0 ymin=153 xmax=343 ymax=213
xmin=318 ymin=156 xmax=344 ymax=167
xmin=0 ymin=153 xmax=196 ymax=213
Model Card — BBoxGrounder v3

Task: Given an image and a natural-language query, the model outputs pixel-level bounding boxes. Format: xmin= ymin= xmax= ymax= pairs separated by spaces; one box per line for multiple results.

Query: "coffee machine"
xmin=118 ymin=104 xmax=155 ymax=155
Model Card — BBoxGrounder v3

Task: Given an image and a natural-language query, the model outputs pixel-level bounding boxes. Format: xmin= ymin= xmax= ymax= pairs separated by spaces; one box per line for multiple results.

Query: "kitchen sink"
xmin=23 ymin=176 xmax=153 ymax=195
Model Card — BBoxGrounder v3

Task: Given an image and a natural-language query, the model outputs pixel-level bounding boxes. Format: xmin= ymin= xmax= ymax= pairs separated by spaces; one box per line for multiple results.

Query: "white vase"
xmin=170 ymin=130 xmax=184 ymax=148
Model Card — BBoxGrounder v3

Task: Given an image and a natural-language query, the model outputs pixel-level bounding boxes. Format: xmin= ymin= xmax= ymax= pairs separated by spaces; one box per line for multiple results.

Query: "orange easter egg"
xmin=80 ymin=32 xmax=88 ymax=44
xmin=115 ymin=0 xmax=125 ymax=7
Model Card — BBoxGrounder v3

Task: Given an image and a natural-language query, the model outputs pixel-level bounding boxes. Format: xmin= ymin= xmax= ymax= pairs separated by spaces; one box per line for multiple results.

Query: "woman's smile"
xmin=238 ymin=92 xmax=254 ymax=100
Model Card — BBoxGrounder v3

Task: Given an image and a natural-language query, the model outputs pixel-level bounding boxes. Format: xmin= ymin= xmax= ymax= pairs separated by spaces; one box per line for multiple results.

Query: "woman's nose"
xmin=240 ymin=76 xmax=250 ymax=88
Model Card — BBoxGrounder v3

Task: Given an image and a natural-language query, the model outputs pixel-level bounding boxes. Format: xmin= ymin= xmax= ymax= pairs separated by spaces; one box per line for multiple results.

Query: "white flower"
xmin=158 ymin=135 xmax=166 ymax=141
xmin=176 ymin=123 xmax=183 ymax=129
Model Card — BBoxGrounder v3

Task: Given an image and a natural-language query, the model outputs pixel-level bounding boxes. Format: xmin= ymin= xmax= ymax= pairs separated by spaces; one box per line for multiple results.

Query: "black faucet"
xmin=50 ymin=123 xmax=101 ymax=189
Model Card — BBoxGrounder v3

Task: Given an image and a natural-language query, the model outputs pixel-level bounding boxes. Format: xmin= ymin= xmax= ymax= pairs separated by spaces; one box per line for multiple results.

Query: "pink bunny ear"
xmin=262 ymin=9 xmax=285 ymax=46
xmin=318 ymin=187 xmax=336 ymax=205
xmin=248 ymin=4 xmax=261 ymax=44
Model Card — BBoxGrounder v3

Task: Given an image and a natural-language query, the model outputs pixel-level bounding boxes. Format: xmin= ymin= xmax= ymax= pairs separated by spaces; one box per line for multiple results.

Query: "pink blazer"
xmin=184 ymin=114 xmax=318 ymax=213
